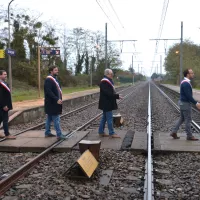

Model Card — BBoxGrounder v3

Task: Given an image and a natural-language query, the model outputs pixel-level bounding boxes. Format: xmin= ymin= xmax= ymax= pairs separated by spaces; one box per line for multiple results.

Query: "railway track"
xmin=0 ymin=85 xmax=133 ymax=142
xmin=3 ymin=82 xmax=196 ymax=199
xmin=159 ymin=84 xmax=200 ymax=126
xmin=0 ymin=84 xmax=139 ymax=196
xmin=151 ymin=82 xmax=200 ymax=199
xmin=157 ymin=84 xmax=200 ymax=133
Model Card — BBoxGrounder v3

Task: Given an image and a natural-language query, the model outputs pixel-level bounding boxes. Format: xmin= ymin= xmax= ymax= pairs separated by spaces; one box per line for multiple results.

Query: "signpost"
xmin=77 ymin=149 xmax=99 ymax=178
xmin=37 ymin=47 xmax=60 ymax=98
xmin=0 ymin=50 xmax=5 ymax=59
xmin=6 ymin=48 xmax=16 ymax=56
xmin=40 ymin=49 xmax=60 ymax=56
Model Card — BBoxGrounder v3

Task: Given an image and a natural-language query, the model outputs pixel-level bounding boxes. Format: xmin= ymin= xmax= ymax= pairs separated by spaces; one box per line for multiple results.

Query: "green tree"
xmin=165 ymin=40 xmax=200 ymax=85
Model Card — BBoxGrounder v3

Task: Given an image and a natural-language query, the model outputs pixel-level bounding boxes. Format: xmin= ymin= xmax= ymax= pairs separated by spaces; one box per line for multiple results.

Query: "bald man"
xmin=98 ymin=69 xmax=122 ymax=138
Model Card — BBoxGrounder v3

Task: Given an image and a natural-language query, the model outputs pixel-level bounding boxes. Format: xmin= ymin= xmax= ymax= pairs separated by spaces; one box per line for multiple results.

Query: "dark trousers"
xmin=0 ymin=109 xmax=9 ymax=136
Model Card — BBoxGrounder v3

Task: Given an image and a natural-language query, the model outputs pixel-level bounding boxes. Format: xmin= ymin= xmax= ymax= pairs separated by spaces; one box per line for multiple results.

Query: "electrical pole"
xmin=63 ymin=27 xmax=67 ymax=69
xmin=138 ymin=64 xmax=139 ymax=74
xmin=96 ymin=38 xmax=99 ymax=64
xmin=150 ymin=22 xmax=184 ymax=84
xmin=180 ymin=21 xmax=183 ymax=83
xmin=160 ymin=55 xmax=162 ymax=74
xmin=90 ymin=57 xmax=92 ymax=87
xmin=8 ymin=0 xmax=15 ymax=92
xmin=132 ymin=55 xmax=134 ymax=84
xmin=157 ymin=64 xmax=158 ymax=74
xmin=38 ymin=46 xmax=41 ymax=98
xmin=105 ymin=23 xmax=108 ymax=69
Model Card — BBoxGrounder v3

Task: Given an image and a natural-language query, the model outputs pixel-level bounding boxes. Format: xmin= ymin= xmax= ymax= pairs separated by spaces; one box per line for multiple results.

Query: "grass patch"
xmin=194 ymin=87 xmax=200 ymax=90
xmin=11 ymin=79 xmax=129 ymax=102
xmin=12 ymin=86 xmax=98 ymax=102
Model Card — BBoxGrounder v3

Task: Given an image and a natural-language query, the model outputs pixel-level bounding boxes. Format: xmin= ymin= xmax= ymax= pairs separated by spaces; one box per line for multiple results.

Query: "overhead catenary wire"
xmin=151 ymin=0 xmax=169 ymax=75
xmin=97 ymin=0 xmax=141 ymax=70
xmin=107 ymin=0 xmax=125 ymax=29
xmin=106 ymin=0 xmax=140 ymax=62
xmin=96 ymin=0 xmax=120 ymax=35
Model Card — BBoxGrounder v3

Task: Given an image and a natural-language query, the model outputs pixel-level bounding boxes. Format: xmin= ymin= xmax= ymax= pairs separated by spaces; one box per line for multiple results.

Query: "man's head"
xmin=183 ymin=69 xmax=194 ymax=80
xmin=104 ymin=69 xmax=113 ymax=79
xmin=49 ymin=66 xmax=59 ymax=76
xmin=0 ymin=70 xmax=7 ymax=81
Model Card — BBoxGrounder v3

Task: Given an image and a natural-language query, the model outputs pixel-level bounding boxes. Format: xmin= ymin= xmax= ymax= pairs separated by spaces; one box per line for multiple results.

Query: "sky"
xmin=2 ymin=0 xmax=200 ymax=76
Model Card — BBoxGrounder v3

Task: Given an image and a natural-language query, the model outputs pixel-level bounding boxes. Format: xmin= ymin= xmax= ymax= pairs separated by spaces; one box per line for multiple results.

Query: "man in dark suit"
xmin=44 ymin=66 xmax=65 ymax=139
xmin=98 ymin=69 xmax=122 ymax=138
xmin=170 ymin=69 xmax=200 ymax=140
xmin=0 ymin=70 xmax=16 ymax=139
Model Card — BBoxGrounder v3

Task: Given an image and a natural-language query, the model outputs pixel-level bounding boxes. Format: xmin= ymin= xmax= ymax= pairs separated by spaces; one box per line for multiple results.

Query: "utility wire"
xmin=151 ymin=0 xmax=169 ymax=75
xmin=107 ymin=0 xmax=124 ymax=29
xmin=96 ymin=0 xmax=119 ymax=34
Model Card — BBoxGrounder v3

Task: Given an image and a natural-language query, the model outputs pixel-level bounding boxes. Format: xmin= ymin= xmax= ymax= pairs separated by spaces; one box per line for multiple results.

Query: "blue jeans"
xmin=98 ymin=111 xmax=115 ymax=135
xmin=45 ymin=115 xmax=62 ymax=137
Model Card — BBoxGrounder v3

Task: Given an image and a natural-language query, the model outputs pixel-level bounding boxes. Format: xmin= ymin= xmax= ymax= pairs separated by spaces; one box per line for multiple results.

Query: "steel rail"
xmin=0 ymin=86 xmax=136 ymax=195
xmin=159 ymin=84 xmax=200 ymax=114
xmin=0 ymin=85 xmax=133 ymax=143
xmin=144 ymin=82 xmax=154 ymax=200
xmin=154 ymin=83 xmax=200 ymax=132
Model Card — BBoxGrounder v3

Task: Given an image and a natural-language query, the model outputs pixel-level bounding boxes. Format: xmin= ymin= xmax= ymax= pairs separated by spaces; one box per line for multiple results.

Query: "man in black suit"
xmin=44 ymin=66 xmax=65 ymax=139
xmin=0 ymin=70 xmax=16 ymax=139
xmin=98 ymin=69 xmax=122 ymax=138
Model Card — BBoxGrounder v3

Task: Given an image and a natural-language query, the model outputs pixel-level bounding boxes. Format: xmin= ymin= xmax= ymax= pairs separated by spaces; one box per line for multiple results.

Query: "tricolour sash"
xmin=101 ymin=78 xmax=115 ymax=89
xmin=181 ymin=79 xmax=192 ymax=88
xmin=47 ymin=76 xmax=62 ymax=96
xmin=0 ymin=81 xmax=10 ymax=93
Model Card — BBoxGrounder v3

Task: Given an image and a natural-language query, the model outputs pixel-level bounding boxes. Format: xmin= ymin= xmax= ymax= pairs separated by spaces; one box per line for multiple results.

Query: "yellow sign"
xmin=77 ymin=149 xmax=99 ymax=178
xmin=0 ymin=50 xmax=5 ymax=58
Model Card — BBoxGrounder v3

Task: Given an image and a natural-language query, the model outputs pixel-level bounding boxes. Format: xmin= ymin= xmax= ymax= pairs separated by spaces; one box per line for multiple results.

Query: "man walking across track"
xmin=170 ymin=69 xmax=200 ymax=140
xmin=0 ymin=70 xmax=16 ymax=139
xmin=98 ymin=69 xmax=122 ymax=138
xmin=44 ymin=66 xmax=65 ymax=140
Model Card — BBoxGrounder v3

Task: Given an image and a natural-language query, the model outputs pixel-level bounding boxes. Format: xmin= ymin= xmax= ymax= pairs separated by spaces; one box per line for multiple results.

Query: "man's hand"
xmin=196 ymin=103 xmax=200 ymax=110
xmin=57 ymin=99 xmax=62 ymax=104
xmin=119 ymin=95 xmax=123 ymax=100
xmin=3 ymin=106 xmax=8 ymax=111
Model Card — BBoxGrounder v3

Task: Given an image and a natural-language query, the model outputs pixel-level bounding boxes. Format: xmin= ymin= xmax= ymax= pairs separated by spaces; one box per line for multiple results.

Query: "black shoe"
xmin=45 ymin=133 xmax=56 ymax=137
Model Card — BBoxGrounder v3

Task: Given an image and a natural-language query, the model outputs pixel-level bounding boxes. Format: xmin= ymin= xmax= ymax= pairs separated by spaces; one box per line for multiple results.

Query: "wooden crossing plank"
xmin=0 ymin=138 xmax=33 ymax=152
xmin=18 ymin=130 xmax=45 ymax=138
xmin=131 ymin=131 xmax=147 ymax=151
xmin=154 ymin=132 xmax=200 ymax=152
xmin=82 ymin=130 xmax=127 ymax=150
xmin=19 ymin=137 xmax=58 ymax=152
xmin=54 ymin=131 xmax=90 ymax=152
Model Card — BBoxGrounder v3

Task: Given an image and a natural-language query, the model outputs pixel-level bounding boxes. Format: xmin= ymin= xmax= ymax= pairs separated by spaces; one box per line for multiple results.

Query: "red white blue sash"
xmin=181 ymin=79 xmax=192 ymax=88
xmin=47 ymin=76 xmax=62 ymax=95
xmin=0 ymin=81 xmax=10 ymax=93
xmin=101 ymin=78 xmax=115 ymax=89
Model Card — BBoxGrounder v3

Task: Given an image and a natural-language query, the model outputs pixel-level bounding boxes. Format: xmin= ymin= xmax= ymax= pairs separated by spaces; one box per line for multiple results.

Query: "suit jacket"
xmin=98 ymin=77 xmax=119 ymax=112
xmin=0 ymin=81 xmax=12 ymax=110
xmin=44 ymin=76 xmax=62 ymax=115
